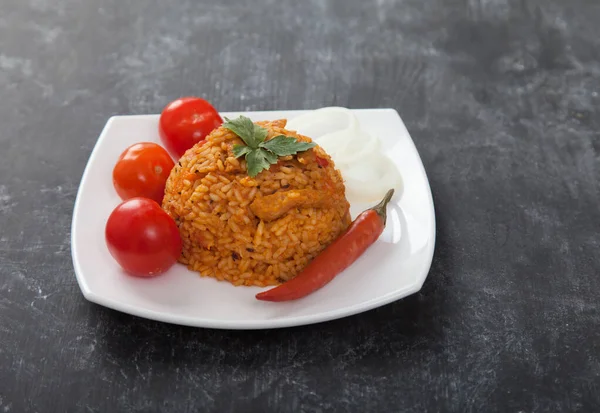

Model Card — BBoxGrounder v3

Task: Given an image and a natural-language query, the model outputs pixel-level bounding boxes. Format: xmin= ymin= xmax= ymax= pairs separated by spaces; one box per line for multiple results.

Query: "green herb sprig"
xmin=223 ymin=116 xmax=316 ymax=177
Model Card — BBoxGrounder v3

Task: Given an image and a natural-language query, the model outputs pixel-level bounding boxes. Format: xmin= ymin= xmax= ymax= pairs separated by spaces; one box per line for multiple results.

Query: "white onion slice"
xmin=287 ymin=107 xmax=402 ymax=203
xmin=342 ymin=154 xmax=403 ymax=202
xmin=321 ymin=129 xmax=379 ymax=165
xmin=287 ymin=107 xmax=358 ymax=139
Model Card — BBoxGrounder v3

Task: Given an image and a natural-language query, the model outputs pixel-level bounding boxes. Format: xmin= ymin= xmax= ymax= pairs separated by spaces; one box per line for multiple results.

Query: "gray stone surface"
xmin=1 ymin=0 xmax=599 ymax=411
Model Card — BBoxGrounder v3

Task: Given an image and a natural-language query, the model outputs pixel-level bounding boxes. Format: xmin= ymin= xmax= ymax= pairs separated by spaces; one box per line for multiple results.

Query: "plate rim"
xmin=71 ymin=108 xmax=436 ymax=329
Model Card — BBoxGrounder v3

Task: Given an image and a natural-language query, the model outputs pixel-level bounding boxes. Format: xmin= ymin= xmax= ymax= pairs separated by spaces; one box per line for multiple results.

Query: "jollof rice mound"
xmin=162 ymin=119 xmax=351 ymax=286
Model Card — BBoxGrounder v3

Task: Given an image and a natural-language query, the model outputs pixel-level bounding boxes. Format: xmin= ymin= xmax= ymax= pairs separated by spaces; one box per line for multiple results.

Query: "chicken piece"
xmin=250 ymin=189 xmax=331 ymax=222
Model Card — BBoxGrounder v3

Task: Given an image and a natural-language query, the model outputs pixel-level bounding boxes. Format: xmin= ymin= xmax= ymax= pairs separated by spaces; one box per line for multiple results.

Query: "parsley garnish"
xmin=223 ymin=116 xmax=316 ymax=177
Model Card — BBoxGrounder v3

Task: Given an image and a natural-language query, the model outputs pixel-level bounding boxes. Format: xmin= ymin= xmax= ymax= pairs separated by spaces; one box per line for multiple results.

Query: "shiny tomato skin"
xmin=113 ymin=142 xmax=174 ymax=204
xmin=105 ymin=198 xmax=182 ymax=277
xmin=159 ymin=97 xmax=223 ymax=158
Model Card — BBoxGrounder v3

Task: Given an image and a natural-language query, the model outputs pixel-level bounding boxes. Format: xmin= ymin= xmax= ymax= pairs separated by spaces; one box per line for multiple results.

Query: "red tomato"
xmin=113 ymin=142 xmax=174 ymax=204
xmin=315 ymin=156 xmax=329 ymax=168
xmin=159 ymin=97 xmax=223 ymax=158
xmin=105 ymin=198 xmax=182 ymax=277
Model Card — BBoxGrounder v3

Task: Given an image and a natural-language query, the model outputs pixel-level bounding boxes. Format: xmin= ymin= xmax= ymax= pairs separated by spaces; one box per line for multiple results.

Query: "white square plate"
xmin=71 ymin=109 xmax=435 ymax=329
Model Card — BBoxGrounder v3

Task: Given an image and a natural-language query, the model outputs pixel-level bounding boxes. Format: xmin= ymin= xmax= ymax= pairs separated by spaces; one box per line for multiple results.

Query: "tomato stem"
xmin=371 ymin=189 xmax=395 ymax=224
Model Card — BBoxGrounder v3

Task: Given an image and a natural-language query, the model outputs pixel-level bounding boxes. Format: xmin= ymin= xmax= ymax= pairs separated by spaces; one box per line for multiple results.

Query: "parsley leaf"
xmin=223 ymin=116 xmax=267 ymax=148
xmin=261 ymin=148 xmax=278 ymax=165
xmin=246 ymin=149 xmax=278 ymax=177
xmin=259 ymin=135 xmax=316 ymax=156
xmin=225 ymin=115 xmax=316 ymax=177
xmin=252 ymin=124 xmax=268 ymax=145
xmin=232 ymin=144 xmax=252 ymax=158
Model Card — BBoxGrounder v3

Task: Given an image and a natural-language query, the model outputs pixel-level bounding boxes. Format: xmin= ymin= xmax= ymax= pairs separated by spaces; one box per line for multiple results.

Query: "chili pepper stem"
xmin=370 ymin=189 xmax=395 ymax=224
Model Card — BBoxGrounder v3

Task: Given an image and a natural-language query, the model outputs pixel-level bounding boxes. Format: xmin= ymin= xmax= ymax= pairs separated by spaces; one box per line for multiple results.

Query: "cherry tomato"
xmin=159 ymin=97 xmax=223 ymax=158
xmin=113 ymin=142 xmax=174 ymax=204
xmin=105 ymin=198 xmax=182 ymax=277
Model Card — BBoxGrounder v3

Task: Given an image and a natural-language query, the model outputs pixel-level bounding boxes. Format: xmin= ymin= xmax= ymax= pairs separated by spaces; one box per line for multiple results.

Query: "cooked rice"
xmin=162 ymin=119 xmax=351 ymax=286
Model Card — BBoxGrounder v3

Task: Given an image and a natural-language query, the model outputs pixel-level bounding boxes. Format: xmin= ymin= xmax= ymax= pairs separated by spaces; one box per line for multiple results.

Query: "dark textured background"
xmin=1 ymin=0 xmax=599 ymax=411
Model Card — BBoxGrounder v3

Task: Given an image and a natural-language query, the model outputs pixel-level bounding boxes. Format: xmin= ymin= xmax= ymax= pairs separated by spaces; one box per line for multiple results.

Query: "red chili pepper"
xmin=256 ymin=189 xmax=395 ymax=302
